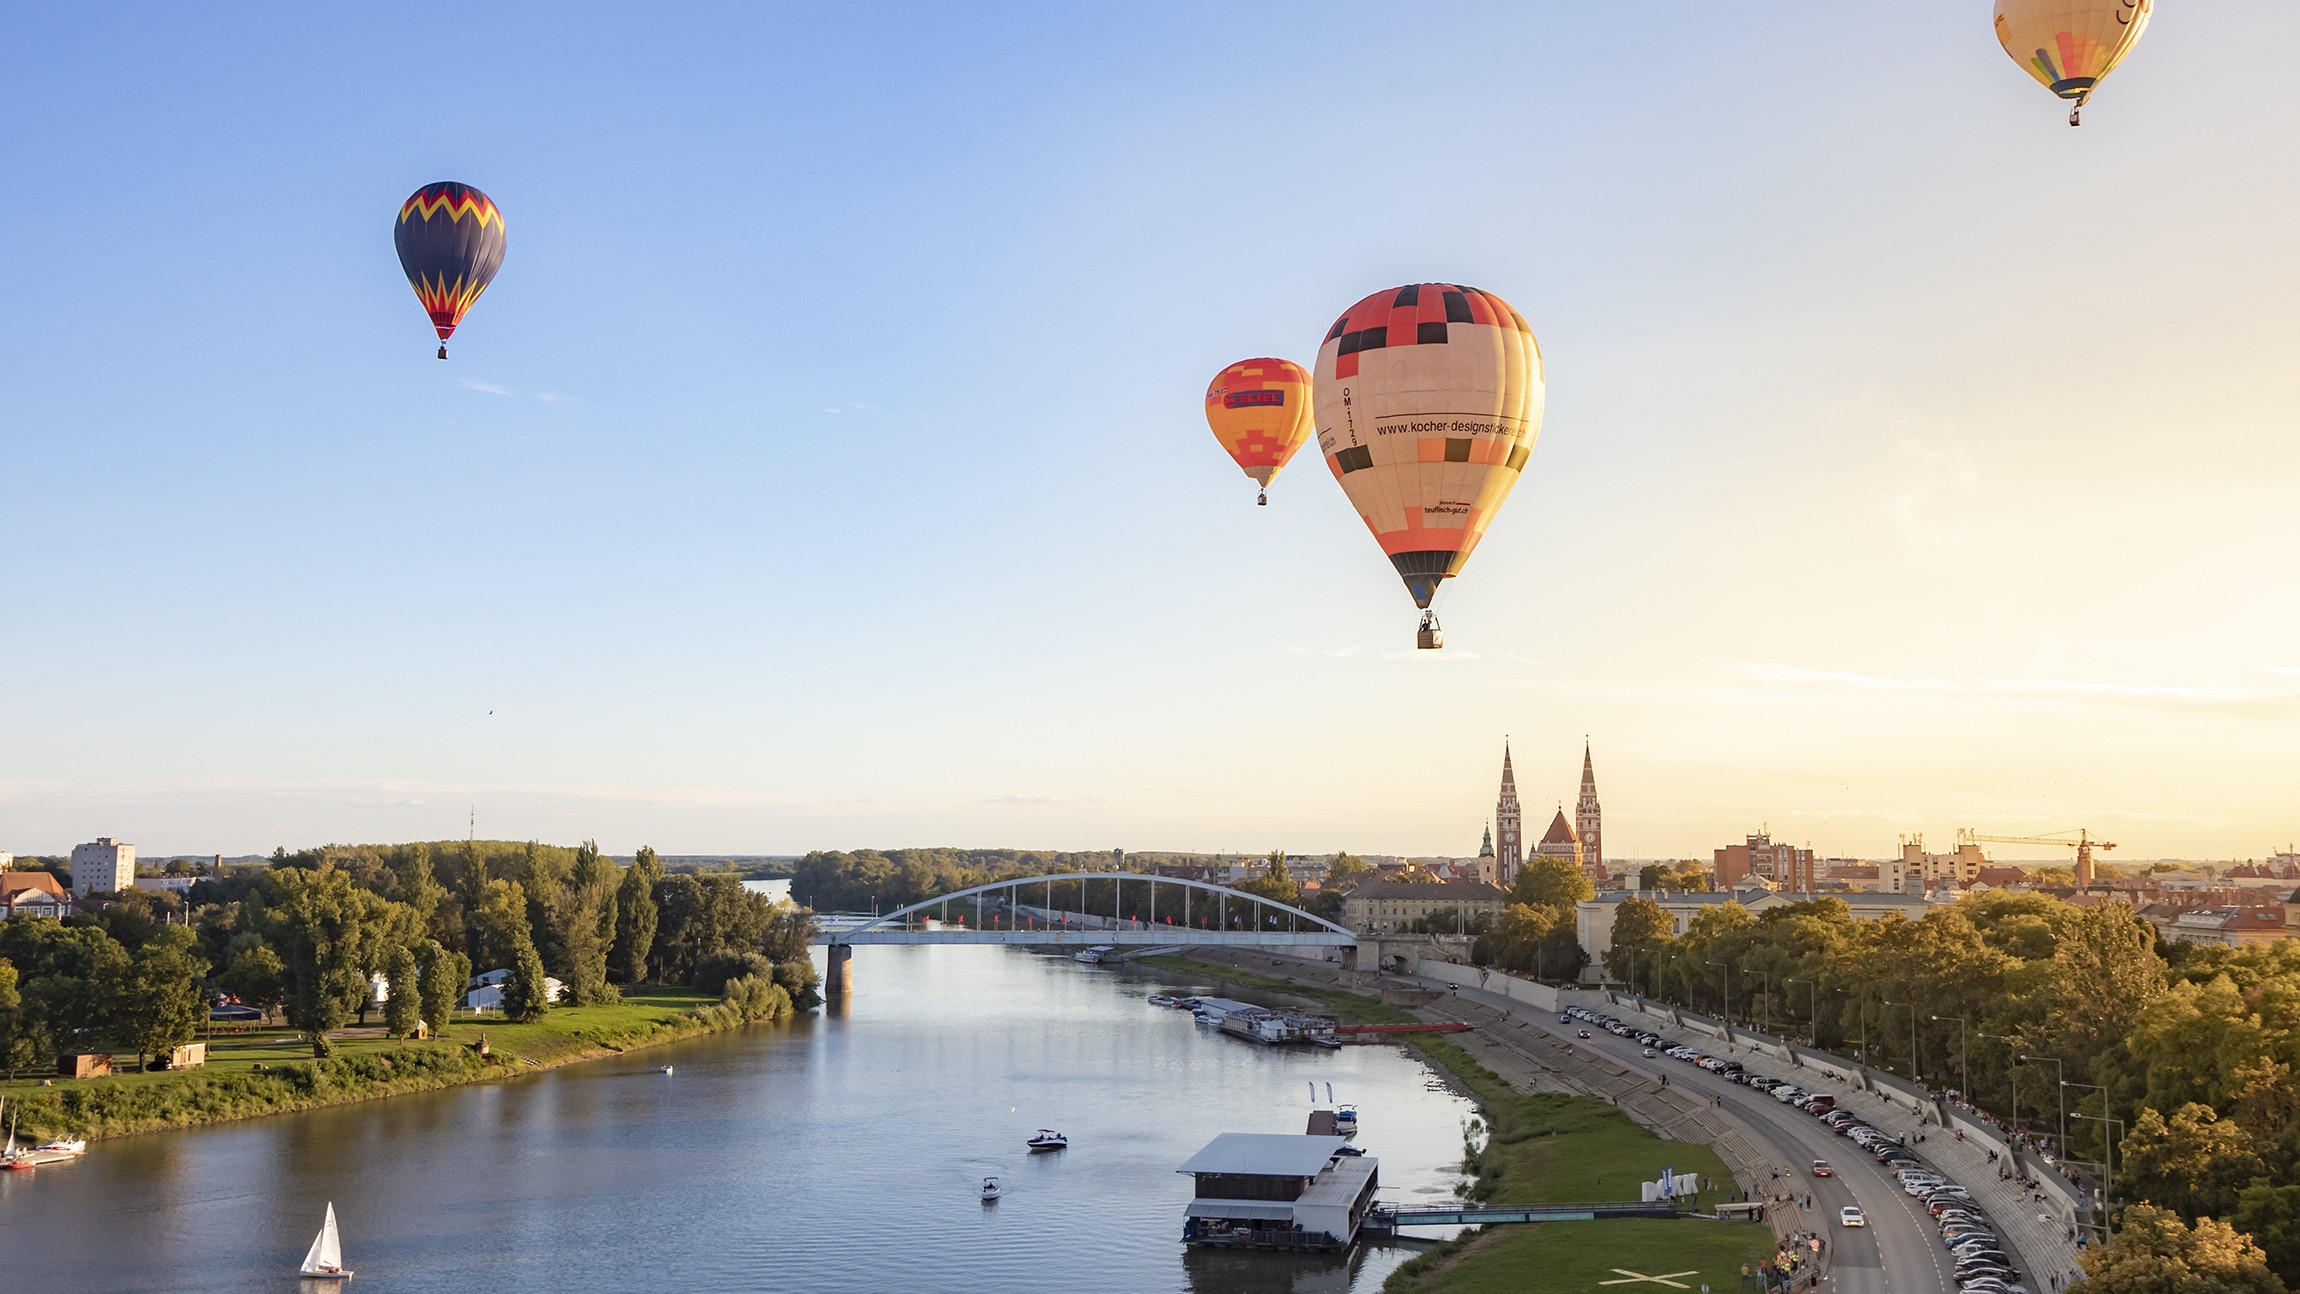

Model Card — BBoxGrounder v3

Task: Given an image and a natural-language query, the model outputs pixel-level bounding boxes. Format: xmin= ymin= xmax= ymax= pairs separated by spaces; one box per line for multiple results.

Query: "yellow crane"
xmin=1955 ymin=828 xmax=2117 ymax=888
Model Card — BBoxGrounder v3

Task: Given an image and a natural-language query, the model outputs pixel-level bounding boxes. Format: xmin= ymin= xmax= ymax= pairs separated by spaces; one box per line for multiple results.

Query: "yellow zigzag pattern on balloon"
xmin=411 ymin=273 xmax=491 ymax=314
xmin=399 ymin=192 xmax=504 ymax=229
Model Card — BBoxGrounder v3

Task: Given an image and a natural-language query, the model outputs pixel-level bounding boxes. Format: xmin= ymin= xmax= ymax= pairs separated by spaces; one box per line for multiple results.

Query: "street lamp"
xmin=2022 ymin=1055 xmax=2068 ymax=1160
xmin=1834 ymin=989 xmax=1868 ymax=1064
xmin=2071 ymin=1108 xmax=2126 ymax=1241
xmin=1934 ymin=1016 xmax=1969 ymax=1101
xmin=1978 ymin=1031 xmax=2019 ymax=1132
xmin=1883 ymin=1000 xmax=1920 ymax=1083
xmin=1751 ymin=969 xmax=1775 ymax=1038
xmin=1788 ymin=978 xmax=1820 ymax=1046
xmin=1705 ymin=959 xmax=1733 ymax=1025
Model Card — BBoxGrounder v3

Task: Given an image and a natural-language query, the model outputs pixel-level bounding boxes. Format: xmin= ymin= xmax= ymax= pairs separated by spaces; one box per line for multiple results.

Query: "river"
xmin=0 ymin=947 xmax=1477 ymax=1293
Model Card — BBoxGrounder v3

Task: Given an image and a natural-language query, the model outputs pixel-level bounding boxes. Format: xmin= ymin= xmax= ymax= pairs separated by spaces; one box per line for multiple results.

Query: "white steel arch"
xmin=822 ymin=872 xmax=1356 ymax=947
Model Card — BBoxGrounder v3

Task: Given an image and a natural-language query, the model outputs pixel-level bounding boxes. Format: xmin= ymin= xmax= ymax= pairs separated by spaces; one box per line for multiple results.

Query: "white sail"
xmin=301 ymin=1202 xmax=345 ymax=1275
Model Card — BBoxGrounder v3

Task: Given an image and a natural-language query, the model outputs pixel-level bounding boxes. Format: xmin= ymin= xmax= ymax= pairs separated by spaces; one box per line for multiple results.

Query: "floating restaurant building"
xmin=1177 ymin=1134 xmax=1378 ymax=1250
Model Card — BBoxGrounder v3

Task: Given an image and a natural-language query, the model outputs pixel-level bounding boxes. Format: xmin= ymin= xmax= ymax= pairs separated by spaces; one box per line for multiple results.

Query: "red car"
xmin=1812 ymin=1160 xmax=1834 ymax=1177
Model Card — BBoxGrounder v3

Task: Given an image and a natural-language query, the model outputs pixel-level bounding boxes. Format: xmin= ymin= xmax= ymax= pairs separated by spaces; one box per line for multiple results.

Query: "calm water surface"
xmin=0 ymin=948 xmax=1476 ymax=1293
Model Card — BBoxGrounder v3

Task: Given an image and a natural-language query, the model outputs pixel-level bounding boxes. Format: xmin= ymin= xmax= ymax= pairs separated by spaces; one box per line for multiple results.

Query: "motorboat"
xmin=1333 ymin=1105 xmax=1359 ymax=1136
xmin=298 ymin=1201 xmax=355 ymax=1280
xmin=1026 ymin=1129 xmax=1069 ymax=1152
xmin=658 ymin=1065 xmax=674 ymax=1075
xmin=33 ymin=1138 xmax=87 ymax=1156
xmin=1072 ymin=946 xmax=1116 ymax=965
xmin=1147 ymin=994 xmax=1179 ymax=1008
xmin=980 ymin=1176 xmax=1002 ymax=1202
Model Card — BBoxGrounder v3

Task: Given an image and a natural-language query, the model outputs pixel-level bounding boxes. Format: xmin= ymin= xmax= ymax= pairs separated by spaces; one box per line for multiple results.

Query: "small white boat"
xmin=981 ymin=1176 xmax=1002 ymax=1202
xmin=33 ymin=1138 xmax=87 ymax=1156
xmin=1334 ymin=1104 xmax=1359 ymax=1136
xmin=298 ymin=1201 xmax=354 ymax=1280
xmin=1147 ymin=994 xmax=1179 ymax=1008
xmin=658 ymin=1065 xmax=674 ymax=1075
xmin=1026 ymin=1129 xmax=1069 ymax=1152
xmin=1072 ymin=946 xmax=1116 ymax=965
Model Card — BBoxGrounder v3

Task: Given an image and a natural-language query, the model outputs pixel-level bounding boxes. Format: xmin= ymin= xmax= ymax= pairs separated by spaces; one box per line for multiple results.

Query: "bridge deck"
xmin=823 ymin=928 xmax=1353 ymax=947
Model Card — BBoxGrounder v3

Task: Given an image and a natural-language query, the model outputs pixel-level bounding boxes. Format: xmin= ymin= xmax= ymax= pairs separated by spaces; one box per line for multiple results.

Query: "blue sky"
xmin=4 ymin=4 xmax=2296 ymax=860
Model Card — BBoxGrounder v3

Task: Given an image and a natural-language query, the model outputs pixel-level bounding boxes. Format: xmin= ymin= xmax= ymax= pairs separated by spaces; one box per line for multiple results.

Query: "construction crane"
xmin=1955 ymin=828 xmax=2116 ymax=888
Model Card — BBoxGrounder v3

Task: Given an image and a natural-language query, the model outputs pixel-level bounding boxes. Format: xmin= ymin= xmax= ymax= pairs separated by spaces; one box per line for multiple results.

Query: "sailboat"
xmin=298 ymin=1202 xmax=354 ymax=1280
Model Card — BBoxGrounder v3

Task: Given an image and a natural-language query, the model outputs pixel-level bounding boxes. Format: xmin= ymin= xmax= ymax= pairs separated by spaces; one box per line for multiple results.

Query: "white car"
xmin=1841 ymin=1206 xmax=1867 ymax=1228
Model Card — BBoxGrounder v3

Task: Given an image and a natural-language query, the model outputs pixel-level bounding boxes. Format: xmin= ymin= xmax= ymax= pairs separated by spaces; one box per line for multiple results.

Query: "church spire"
xmin=1494 ymin=738 xmax=1523 ymax=888
xmin=1576 ymin=737 xmax=1604 ymax=885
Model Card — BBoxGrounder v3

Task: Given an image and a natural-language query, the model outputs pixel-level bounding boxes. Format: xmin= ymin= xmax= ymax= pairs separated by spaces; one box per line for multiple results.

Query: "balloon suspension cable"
xmin=437 ymin=344 xmax=449 ymax=360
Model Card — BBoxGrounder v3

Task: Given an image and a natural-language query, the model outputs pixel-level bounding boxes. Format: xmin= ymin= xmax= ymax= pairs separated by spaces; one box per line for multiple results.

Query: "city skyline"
xmin=4 ymin=6 xmax=2295 ymax=860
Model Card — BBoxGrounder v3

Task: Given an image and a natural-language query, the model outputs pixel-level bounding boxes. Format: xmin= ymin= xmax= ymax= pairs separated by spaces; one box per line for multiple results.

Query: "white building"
xmin=459 ymin=967 xmax=566 ymax=1012
xmin=133 ymin=876 xmax=198 ymax=895
xmin=70 ymin=837 xmax=136 ymax=897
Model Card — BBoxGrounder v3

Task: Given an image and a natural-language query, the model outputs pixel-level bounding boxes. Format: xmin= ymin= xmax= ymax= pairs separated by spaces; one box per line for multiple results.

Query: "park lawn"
xmin=0 ymin=986 xmax=720 ymax=1121
xmin=1388 ymin=1218 xmax=1775 ymax=1294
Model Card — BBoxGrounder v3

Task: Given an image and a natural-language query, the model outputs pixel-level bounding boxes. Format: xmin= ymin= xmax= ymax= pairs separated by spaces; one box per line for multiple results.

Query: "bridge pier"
xmin=826 ymin=944 xmax=853 ymax=997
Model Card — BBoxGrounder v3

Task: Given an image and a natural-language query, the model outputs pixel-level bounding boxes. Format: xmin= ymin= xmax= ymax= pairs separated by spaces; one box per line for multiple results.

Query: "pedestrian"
xmin=1742 ymin=1263 xmax=1752 ymax=1285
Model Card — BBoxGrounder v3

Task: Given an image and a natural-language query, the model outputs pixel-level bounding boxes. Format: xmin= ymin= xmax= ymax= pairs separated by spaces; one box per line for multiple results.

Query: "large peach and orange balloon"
xmin=1994 ymin=0 xmax=2153 ymax=125
xmin=1312 ymin=283 xmax=1543 ymax=649
xmin=1204 ymin=358 xmax=1314 ymax=506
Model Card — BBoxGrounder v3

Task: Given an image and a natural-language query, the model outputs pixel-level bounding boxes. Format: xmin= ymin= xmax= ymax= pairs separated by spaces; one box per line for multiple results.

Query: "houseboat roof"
xmin=1178 ymin=1133 xmax=1350 ymax=1178
xmin=1295 ymin=1153 xmax=1378 ymax=1209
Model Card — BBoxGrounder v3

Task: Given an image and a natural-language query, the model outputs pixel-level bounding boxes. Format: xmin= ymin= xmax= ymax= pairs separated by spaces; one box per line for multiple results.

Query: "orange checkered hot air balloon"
xmin=394 ymin=182 xmax=506 ymax=359
xmin=1204 ymin=358 xmax=1314 ymax=506
xmin=1994 ymin=0 xmax=2153 ymax=126
xmin=1312 ymin=283 xmax=1543 ymax=650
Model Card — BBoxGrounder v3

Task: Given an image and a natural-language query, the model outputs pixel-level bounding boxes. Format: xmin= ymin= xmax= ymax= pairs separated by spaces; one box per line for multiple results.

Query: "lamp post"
xmin=2071 ymin=1108 xmax=2125 ymax=1239
xmin=1978 ymin=1031 xmax=2019 ymax=1131
xmin=1834 ymin=989 xmax=1868 ymax=1064
xmin=2022 ymin=1055 xmax=2068 ymax=1160
xmin=1705 ymin=960 xmax=1733 ymax=1024
xmin=1788 ymin=978 xmax=1820 ymax=1045
xmin=1882 ymin=999 xmax=1919 ymax=1082
xmin=1752 ymin=969 xmax=1775 ymax=1038
xmin=1934 ymin=1016 xmax=1969 ymax=1100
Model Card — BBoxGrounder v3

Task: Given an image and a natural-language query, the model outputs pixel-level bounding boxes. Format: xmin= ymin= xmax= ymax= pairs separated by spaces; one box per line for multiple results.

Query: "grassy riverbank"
xmin=0 ymin=987 xmax=767 ymax=1141
xmin=1141 ymin=954 xmax=1772 ymax=1293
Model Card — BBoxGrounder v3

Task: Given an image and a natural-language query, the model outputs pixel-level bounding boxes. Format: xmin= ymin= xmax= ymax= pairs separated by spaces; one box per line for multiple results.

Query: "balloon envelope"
xmin=1204 ymin=358 xmax=1314 ymax=490
xmin=394 ymin=182 xmax=506 ymax=343
xmin=1993 ymin=0 xmax=2152 ymax=105
xmin=1312 ymin=283 xmax=1543 ymax=610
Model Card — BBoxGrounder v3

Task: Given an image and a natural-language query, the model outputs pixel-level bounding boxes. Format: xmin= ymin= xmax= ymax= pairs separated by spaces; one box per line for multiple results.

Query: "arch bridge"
xmin=814 ymin=872 xmax=1358 ymax=992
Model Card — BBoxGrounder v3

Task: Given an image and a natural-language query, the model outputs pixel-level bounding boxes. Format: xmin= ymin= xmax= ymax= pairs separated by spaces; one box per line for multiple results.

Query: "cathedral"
xmin=1492 ymin=739 xmax=1604 ymax=888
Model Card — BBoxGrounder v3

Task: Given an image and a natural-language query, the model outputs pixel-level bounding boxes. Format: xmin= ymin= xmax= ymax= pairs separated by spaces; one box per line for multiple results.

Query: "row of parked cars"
xmin=1560 ymin=1004 xmax=2026 ymax=1294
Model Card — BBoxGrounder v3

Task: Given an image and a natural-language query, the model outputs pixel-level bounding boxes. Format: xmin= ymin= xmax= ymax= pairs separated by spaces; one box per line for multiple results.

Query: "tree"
xmin=108 ymin=928 xmax=207 ymax=1072
xmin=219 ymin=943 xmax=287 ymax=1024
xmin=2075 ymin=1204 xmax=2286 ymax=1294
xmin=2121 ymin=1103 xmax=2268 ymax=1223
xmin=501 ymin=933 xmax=552 ymax=1023
xmin=415 ymin=939 xmax=470 ymax=1039
xmin=557 ymin=840 xmax=620 ymax=1006
xmin=1327 ymin=852 xmax=1371 ymax=885
xmin=1236 ymin=851 xmax=1302 ymax=908
xmin=2237 ymin=1184 xmax=2300 ymax=1292
xmin=0 ymin=957 xmax=21 ymax=1078
xmin=383 ymin=943 xmax=422 ymax=1037
xmin=1510 ymin=856 xmax=1594 ymax=912
xmin=257 ymin=865 xmax=412 ymax=1057
xmin=610 ymin=846 xmax=662 ymax=984
xmin=1606 ymin=894 xmax=1675 ymax=985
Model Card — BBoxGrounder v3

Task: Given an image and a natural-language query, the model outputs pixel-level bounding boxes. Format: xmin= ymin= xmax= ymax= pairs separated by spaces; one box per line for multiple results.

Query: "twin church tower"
xmin=1490 ymin=739 xmax=1604 ymax=888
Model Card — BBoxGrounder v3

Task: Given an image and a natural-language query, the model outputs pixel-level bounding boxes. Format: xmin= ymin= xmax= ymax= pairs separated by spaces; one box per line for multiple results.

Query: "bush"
xmin=718 ymin=975 xmax=794 ymax=1024
xmin=690 ymin=952 xmax=773 ymax=997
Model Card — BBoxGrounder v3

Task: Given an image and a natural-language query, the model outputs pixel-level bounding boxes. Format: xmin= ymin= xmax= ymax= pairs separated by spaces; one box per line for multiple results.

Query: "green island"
xmin=1143 ymin=955 xmax=1773 ymax=1294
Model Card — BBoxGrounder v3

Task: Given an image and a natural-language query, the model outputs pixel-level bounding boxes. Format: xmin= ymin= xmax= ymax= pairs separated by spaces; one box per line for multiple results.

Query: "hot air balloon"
xmin=1311 ymin=283 xmax=1543 ymax=650
xmin=1993 ymin=0 xmax=2153 ymax=125
xmin=1204 ymin=358 xmax=1314 ymax=506
xmin=394 ymin=182 xmax=506 ymax=359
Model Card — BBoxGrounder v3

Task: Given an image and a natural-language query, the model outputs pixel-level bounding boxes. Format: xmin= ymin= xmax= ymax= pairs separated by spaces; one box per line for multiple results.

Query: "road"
xmin=1413 ymin=977 xmax=1957 ymax=1294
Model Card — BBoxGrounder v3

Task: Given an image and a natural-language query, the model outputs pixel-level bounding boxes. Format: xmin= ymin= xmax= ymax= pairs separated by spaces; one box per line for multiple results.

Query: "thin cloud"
xmin=533 ymin=391 xmax=579 ymax=405
xmin=457 ymin=378 xmax=512 ymax=396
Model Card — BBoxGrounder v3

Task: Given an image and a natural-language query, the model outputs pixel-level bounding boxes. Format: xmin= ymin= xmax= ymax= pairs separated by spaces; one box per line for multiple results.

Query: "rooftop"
xmin=1178 ymin=1133 xmax=1349 ymax=1179
xmin=1345 ymin=880 xmax=1507 ymax=902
